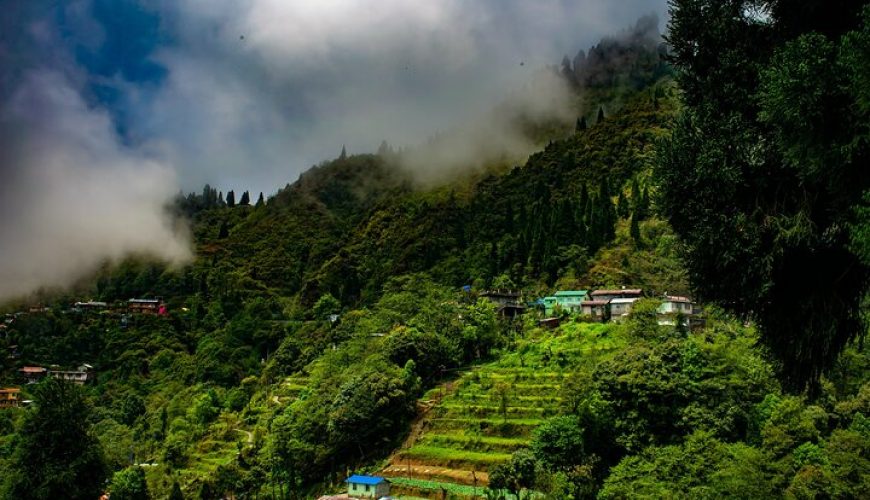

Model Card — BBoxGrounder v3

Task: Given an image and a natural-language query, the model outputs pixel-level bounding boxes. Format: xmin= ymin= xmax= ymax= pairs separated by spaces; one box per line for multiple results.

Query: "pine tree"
xmin=217 ymin=191 xmax=225 ymax=206
xmin=169 ymin=482 xmax=184 ymax=500
xmin=576 ymin=116 xmax=587 ymax=133
xmin=630 ymin=212 xmax=642 ymax=245
xmin=638 ymin=187 xmax=650 ymax=220
xmin=597 ymin=106 xmax=605 ymax=124
xmin=339 ymin=145 xmax=347 ymax=160
xmin=598 ymin=178 xmax=616 ymax=242
xmin=255 ymin=192 xmax=265 ymax=208
xmin=226 ymin=190 xmax=235 ymax=208
xmin=617 ymin=191 xmax=629 ymax=219
xmin=202 ymin=184 xmax=213 ymax=209
xmin=239 ymin=190 xmax=250 ymax=205
xmin=630 ymin=178 xmax=642 ymax=213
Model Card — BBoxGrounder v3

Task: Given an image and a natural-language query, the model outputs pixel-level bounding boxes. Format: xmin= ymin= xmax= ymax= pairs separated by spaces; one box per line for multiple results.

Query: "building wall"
xmin=377 ymin=483 xmax=390 ymax=498
xmin=546 ymin=294 xmax=587 ymax=315
xmin=0 ymin=391 xmax=20 ymax=408
xmin=659 ymin=301 xmax=692 ymax=314
xmin=347 ymin=482 xmax=389 ymax=498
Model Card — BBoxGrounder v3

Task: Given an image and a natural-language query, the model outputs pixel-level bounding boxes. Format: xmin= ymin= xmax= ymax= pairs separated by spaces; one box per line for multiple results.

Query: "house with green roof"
xmin=542 ymin=290 xmax=588 ymax=315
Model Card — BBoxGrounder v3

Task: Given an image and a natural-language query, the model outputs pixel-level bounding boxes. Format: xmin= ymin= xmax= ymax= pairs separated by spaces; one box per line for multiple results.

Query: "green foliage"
xmin=111 ymin=466 xmax=150 ymax=500
xmin=659 ymin=0 xmax=870 ymax=391
xmin=190 ymin=390 xmax=221 ymax=426
xmin=326 ymin=363 xmax=414 ymax=448
xmin=600 ymin=431 xmax=776 ymax=499
xmin=311 ymin=293 xmax=340 ymax=320
xmin=530 ymin=416 xmax=585 ymax=471
xmin=489 ymin=449 xmax=538 ymax=499
xmin=3 ymin=379 xmax=107 ymax=500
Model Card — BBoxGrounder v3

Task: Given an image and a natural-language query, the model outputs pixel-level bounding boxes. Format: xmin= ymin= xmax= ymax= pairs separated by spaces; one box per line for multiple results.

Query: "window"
xmin=365 ymin=485 xmax=370 ymax=492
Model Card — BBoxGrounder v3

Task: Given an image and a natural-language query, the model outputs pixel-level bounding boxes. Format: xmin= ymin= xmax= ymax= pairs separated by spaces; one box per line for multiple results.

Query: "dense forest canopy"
xmin=658 ymin=0 xmax=870 ymax=391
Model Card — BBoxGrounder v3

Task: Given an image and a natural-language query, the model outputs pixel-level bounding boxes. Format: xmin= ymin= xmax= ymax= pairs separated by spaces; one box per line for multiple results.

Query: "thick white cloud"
xmin=0 ymin=70 xmax=190 ymax=301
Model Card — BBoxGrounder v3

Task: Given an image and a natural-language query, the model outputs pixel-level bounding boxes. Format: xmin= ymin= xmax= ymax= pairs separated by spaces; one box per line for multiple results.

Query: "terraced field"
xmin=383 ymin=321 xmax=625 ymax=499
xmin=271 ymin=374 xmax=309 ymax=404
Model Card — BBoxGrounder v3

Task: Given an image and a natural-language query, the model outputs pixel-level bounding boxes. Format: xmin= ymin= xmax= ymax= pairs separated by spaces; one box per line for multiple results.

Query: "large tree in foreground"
xmin=3 ymin=378 xmax=108 ymax=499
xmin=657 ymin=0 xmax=869 ymax=390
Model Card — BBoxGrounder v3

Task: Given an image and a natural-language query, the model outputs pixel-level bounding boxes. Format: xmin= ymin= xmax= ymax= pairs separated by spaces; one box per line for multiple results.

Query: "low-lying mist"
xmin=396 ymin=68 xmax=576 ymax=185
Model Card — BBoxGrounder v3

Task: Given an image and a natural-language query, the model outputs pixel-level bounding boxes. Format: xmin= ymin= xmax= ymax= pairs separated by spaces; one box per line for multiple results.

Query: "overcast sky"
xmin=0 ymin=0 xmax=667 ymax=300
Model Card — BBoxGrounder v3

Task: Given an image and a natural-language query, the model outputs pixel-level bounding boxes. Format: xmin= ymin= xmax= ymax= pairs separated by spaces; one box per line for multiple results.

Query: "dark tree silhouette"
xmin=4 ymin=379 xmax=107 ymax=499
xmin=658 ymin=0 xmax=869 ymax=390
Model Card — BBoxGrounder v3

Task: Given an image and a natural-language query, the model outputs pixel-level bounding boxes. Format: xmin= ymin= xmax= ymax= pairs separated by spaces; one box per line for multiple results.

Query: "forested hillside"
xmin=1 ymin=4 xmax=868 ymax=500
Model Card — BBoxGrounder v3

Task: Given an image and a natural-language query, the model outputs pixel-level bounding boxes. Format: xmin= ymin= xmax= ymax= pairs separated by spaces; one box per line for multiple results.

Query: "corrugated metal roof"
xmin=20 ymin=366 xmax=47 ymax=373
xmin=554 ymin=290 xmax=588 ymax=297
xmin=346 ymin=475 xmax=386 ymax=485
xmin=610 ymin=298 xmax=639 ymax=304
xmin=664 ymin=296 xmax=692 ymax=303
xmin=591 ymin=289 xmax=642 ymax=296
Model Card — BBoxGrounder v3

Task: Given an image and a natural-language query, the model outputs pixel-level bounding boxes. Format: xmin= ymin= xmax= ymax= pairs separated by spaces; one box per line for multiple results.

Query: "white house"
xmin=609 ymin=297 xmax=639 ymax=320
xmin=658 ymin=295 xmax=694 ymax=326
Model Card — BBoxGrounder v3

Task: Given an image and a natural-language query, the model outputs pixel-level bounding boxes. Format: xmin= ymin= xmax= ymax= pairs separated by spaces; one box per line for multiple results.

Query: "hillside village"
xmin=0 ymin=286 xmax=695 ymax=414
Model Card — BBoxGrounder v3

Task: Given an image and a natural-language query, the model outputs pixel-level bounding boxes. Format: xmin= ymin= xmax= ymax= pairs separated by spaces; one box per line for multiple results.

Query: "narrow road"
xmin=235 ymin=428 xmax=253 ymax=444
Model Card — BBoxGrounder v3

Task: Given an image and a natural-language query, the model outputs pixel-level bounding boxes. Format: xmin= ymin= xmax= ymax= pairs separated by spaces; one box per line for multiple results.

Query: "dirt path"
xmin=380 ymin=378 xmax=467 ymax=481
xmin=235 ymin=428 xmax=253 ymax=444
xmin=398 ymin=379 xmax=458 ymax=452
xmin=382 ymin=464 xmax=489 ymax=486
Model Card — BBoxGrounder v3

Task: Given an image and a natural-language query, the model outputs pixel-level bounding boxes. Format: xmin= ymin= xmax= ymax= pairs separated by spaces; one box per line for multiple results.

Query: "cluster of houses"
xmin=18 ymin=364 xmax=94 ymax=385
xmin=539 ymin=288 xmax=697 ymax=325
xmin=4 ymin=298 xmax=167 ymax=319
xmin=74 ymin=298 xmax=168 ymax=315
xmin=480 ymin=286 xmax=699 ymax=327
xmin=0 ymin=365 xmax=96 ymax=410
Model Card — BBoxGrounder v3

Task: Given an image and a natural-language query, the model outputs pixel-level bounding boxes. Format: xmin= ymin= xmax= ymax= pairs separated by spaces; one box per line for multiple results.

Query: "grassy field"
xmin=381 ymin=320 xmax=627 ymax=497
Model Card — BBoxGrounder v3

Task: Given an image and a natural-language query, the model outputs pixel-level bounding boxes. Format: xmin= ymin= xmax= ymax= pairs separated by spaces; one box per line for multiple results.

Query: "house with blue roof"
xmin=346 ymin=474 xmax=390 ymax=498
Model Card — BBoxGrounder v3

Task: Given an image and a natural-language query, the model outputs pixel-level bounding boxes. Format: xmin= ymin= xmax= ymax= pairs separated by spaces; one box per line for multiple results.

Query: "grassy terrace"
xmin=271 ymin=374 xmax=309 ymax=404
xmin=382 ymin=321 xmax=627 ymax=496
xmin=419 ymin=433 xmax=529 ymax=452
xmin=398 ymin=446 xmax=512 ymax=467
